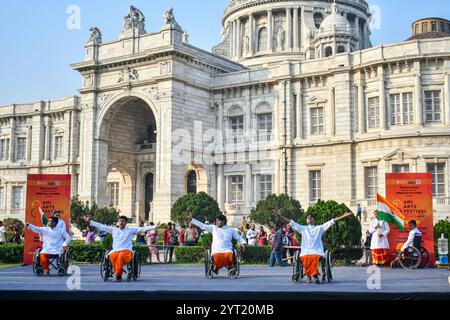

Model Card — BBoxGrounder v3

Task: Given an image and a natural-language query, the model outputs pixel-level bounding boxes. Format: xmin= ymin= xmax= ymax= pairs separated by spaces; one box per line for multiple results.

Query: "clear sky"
xmin=0 ymin=0 xmax=449 ymax=105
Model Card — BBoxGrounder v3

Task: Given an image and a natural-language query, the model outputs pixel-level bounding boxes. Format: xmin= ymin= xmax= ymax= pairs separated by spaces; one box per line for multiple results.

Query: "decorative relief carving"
xmin=118 ymin=67 xmax=139 ymax=83
xmin=160 ymin=61 xmax=172 ymax=75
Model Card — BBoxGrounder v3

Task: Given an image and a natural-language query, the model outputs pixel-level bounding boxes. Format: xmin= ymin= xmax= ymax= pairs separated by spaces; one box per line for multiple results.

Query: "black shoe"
xmin=213 ymin=268 xmax=219 ymax=275
xmin=314 ymin=277 xmax=321 ymax=284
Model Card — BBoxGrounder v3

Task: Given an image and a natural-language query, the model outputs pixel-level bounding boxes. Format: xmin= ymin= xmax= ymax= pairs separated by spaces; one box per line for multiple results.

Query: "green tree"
xmin=434 ymin=220 xmax=450 ymax=253
xmin=171 ymin=192 xmax=221 ymax=226
xmin=298 ymin=200 xmax=361 ymax=252
xmin=250 ymin=194 xmax=302 ymax=229
xmin=70 ymin=196 xmax=120 ymax=231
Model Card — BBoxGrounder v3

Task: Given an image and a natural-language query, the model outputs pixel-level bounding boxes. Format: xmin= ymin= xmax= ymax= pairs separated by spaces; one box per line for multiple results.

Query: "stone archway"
xmin=96 ymin=95 xmax=158 ymax=221
xmin=184 ymin=164 xmax=208 ymax=194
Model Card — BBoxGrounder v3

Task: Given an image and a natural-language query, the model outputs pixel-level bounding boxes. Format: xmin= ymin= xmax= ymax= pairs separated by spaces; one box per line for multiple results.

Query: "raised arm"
xmin=27 ymin=223 xmax=52 ymax=237
xmin=133 ymin=223 xmax=160 ymax=235
xmin=322 ymin=212 xmax=354 ymax=232
xmin=232 ymin=229 xmax=246 ymax=246
xmin=83 ymin=216 xmax=115 ymax=234
xmin=191 ymin=218 xmax=214 ymax=233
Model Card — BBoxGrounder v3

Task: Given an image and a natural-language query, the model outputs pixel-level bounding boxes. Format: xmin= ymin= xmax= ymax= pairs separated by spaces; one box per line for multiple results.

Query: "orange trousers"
xmin=301 ymin=255 xmax=321 ymax=277
xmin=109 ymin=250 xmax=133 ymax=277
xmin=213 ymin=252 xmax=234 ymax=270
xmin=39 ymin=254 xmax=50 ymax=273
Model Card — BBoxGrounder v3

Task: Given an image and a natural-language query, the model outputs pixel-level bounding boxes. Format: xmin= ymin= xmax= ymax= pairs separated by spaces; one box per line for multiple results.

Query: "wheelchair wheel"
xmin=292 ymin=251 xmax=302 ymax=283
xmin=325 ymin=251 xmax=333 ymax=283
xmin=399 ymin=247 xmax=421 ymax=269
xmin=63 ymin=250 xmax=70 ymax=271
xmin=228 ymin=268 xmax=238 ymax=279
xmin=390 ymin=259 xmax=399 ymax=269
xmin=100 ymin=251 xmax=112 ymax=282
xmin=132 ymin=252 xmax=141 ymax=281
xmin=419 ymin=247 xmax=430 ymax=269
xmin=234 ymin=250 xmax=240 ymax=277
xmin=32 ymin=248 xmax=42 ymax=276
xmin=205 ymin=250 xmax=213 ymax=279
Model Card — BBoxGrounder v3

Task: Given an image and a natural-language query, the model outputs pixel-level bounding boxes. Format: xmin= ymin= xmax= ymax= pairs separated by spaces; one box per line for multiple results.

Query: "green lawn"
xmin=0 ymin=264 xmax=21 ymax=269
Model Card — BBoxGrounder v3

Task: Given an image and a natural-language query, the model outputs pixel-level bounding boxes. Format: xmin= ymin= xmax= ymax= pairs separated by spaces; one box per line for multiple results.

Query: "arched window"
xmin=337 ymin=46 xmax=346 ymax=54
xmin=187 ymin=171 xmax=198 ymax=194
xmin=314 ymin=12 xmax=324 ymax=29
xmin=257 ymin=27 xmax=268 ymax=52
xmin=325 ymin=46 xmax=333 ymax=57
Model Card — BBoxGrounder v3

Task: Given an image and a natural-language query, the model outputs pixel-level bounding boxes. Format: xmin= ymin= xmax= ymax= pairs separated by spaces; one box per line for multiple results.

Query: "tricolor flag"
xmin=377 ymin=194 xmax=406 ymax=232
xmin=39 ymin=207 xmax=48 ymax=226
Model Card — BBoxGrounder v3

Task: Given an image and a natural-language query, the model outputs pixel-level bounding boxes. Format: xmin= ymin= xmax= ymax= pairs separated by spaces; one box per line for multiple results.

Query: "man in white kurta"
xmin=278 ymin=211 xmax=353 ymax=284
xmin=190 ymin=214 xmax=246 ymax=273
xmin=27 ymin=217 xmax=72 ymax=275
xmin=401 ymin=220 xmax=422 ymax=252
xmin=369 ymin=211 xmax=391 ymax=266
xmin=84 ymin=215 xmax=157 ymax=281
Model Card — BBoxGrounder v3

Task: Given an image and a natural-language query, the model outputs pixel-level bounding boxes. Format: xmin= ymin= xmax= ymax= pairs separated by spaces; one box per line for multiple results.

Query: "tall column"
xmin=27 ymin=126 xmax=32 ymax=162
xmin=249 ymin=14 xmax=254 ymax=55
xmin=444 ymin=72 xmax=450 ymax=125
xmin=225 ymin=176 xmax=229 ymax=206
xmin=9 ymin=117 xmax=15 ymax=162
xmin=357 ymin=72 xmax=366 ymax=134
xmin=295 ymin=80 xmax=303 ymax=141
xmin=245 ymin=164 xmax=252 ymax=211
xmin=354 ymin=16 xmax=360 ymax=50
xmin=233 ymin=20 xmax=237 ymax=58
xmin=414 ymin=61 xmax=423 ymax=126
xmin=46 ymin=118 xmax=52 ymax=161
xmin=217 ymin=164 xmax=225 ymax=211
xmin=65 ymin=111 xmax=72 ymax=163
xmin=134 ymin=164 xmax=142 ymax=221
xmin=329 ymin=87 xmax=336 ymax=136
xmin=286 ymin=8 xmax=292 ymax=51
xmin=293 ymin=7 xmax=299 ymax=51
xmin=268 ymin=10 xmax=273 ymax=52
xmin=253 ymin=175 xmax=257 ymax=205
xmin=236 ymin=18 xmax=242 ymax=59
xmin=378 ymin=65 xmax=387 ymax=130
xmin=362 ymin=21 xmax=367 ymax=49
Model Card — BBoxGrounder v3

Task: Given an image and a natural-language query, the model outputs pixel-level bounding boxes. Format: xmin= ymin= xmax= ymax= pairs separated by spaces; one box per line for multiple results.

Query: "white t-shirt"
xmin=0 ymin=226 xmax=6 ymax=243
xmin=247 ymin=229 xmax=258 ymax=245
xmin=290 ymin=220 xmax=336 ymax=257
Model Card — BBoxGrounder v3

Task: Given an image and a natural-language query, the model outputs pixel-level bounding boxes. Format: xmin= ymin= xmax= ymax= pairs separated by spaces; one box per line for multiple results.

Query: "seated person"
xmin=83 ymin=215 xmax=159 ymax=282
xmin=188 ymin=213 xmax=246 ymax=274
xmin=400 ymin=220 xmax=422 ymax=252
xmin=26 ymin=217 xmax=72 ymax=276
xmin=278 ymin=211 xmax=353 ymax=284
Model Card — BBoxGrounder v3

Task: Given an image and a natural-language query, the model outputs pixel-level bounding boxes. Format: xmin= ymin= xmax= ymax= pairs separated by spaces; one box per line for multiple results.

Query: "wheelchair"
xmin=204 ymin=249 xmax=240 ymax=279
xmin=100 ymin=250 xmax=142 ymax=282
xmin=292 ymin=250 xmax=333 ymax=284
xmin=391 ymin=236 xmax=430 ymax=270
xmin=32 ymin=248 xmax=70 ymax=277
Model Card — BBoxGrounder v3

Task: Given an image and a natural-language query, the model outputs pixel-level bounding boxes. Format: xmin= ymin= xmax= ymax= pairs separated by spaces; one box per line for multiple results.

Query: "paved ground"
xmin=0 ymin=265 xmax=449 ymax=300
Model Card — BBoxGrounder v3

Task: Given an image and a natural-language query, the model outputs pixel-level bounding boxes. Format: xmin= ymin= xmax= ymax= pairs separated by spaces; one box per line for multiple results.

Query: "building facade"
xmin=1 ymin=0 xmax=449 ymax=226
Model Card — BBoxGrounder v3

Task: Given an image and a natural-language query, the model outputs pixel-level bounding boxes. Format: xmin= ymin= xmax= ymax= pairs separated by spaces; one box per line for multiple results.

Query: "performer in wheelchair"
xmin=26 ymin=216 xmax=71 ymax=276
xmin=188 ymin=213 xmax=246 ymax=276
xmin=277 ymin=210 xmax=353 ymax=284
xmin=400 ymin=220 xmax=422 ymax=253
xmin=83 ymin=215 xmax=159 ymax=282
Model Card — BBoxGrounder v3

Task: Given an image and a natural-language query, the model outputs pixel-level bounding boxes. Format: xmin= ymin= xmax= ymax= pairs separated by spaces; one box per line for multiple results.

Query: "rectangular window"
xmin=365 ymin=167 xmax=378 ymax=199
xmin=427 ymin=163 xmax=445 ymax=197
xmin=5 ymin=139 xmax=9 ymax=160
xmin=257 ymin=114 xmax=273 ymax=142
xmin=390 ymin=94 xmax=401 ymax=126
xmin=310 ymin=107 xmax=324 ymax=135
xmin=422 ymin=22 xmax=428 ymax=33
xmin=368 ymin=97 xmax=380 ymax=129
xmin=229 ymin=116 xmax=244 ymax=143
xmin=0 ymin=187 xmax=4 ymax=209
xmin=259 ymin=175 xmax=273 ymax=200
xmin=425 ymin=90 xmax=441 ymax=123
xmin=231 ymin=176 xmax=244 ymax=204
xmin=392 ymin=164 xmax=410 ymax=173
xmin=431 ymin=21 xmax=437 ymax=32
xmin=0 ymin=140 xmax=5 ymax=161
xmin=108 ymin=183 xmax=119 ymax=207
xmin=440 ymin=22 xmax=445 ymax=32
xmin=309 ymin=171 xmax=322 ymax=202
xmin=16 ymin=138 xmax=26 ymax=161
xmin=12 ymin=186 xmax=23 ymax=209
xmin=402 ymin=92 xmax=414 ymax=124
xmin=54 ymin=136 xmax=63 ymax=159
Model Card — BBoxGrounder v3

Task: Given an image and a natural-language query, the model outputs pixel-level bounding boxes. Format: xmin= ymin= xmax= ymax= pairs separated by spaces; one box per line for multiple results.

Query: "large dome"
xmin=319 ymin=3 xmax=352 ymax=35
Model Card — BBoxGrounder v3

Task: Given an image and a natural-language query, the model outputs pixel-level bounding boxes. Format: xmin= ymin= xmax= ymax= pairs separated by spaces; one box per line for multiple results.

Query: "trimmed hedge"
xmin=0 ymin=244 xmax=23 ymax=263
xmin=174 ymin=246 xmax=206 ymax=263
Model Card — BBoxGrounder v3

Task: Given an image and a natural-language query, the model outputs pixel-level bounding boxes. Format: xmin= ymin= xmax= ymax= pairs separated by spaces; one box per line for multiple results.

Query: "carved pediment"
xmin=383 ymin=149 xmax=418 ymax=162
xmin=307 ymin=96 xmax=328 ymax=106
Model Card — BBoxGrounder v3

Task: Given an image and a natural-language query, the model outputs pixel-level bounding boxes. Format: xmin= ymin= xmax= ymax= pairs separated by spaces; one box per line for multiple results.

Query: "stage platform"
xmin=0 ymin=265 xmax=449 ymax=300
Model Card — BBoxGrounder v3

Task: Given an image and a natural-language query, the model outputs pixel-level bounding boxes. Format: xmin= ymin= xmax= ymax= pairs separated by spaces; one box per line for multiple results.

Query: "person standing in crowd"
xmin=164 ymin=222 xmax=172 ymax=263
xmin=242 ymin=216 xmax=249 ymax=232
xmin=83 ymin=227 xmax=97 ymax=245
xmin=247 ymin=224 xmax=258 ymax=246
xmin=356 ymin=204 xmax=362 ymax=222
xmin=184 ymin=222 xmax=198 ymax=246
xmin=369 ymin=210 xmax=391 ymax=267
xmin=237 ymin=226 xmax=247 ymax=244
xmin=0 ymin=221 xmax=6 ymax=245
xmin=269 ymin=224 xmax=287 ymax=267
xmin=168 ymin=223 xmax=179 ymax=263
xmin=363 ymin=230 xmax=372 ymax=265
xmin=268 ymin=228 xmax=275 ymax=246
xmin=363 ymin=207 xmax=368 ymax=223
xmin=257 ymin=226 xmax=268 ymax=246
xmin=135 ymin=222 xmax=147 ymax=246
xmin=179 ymin=225 xmax=186 ymax=247
xmin=146 ymin=222 xmax=161 ymax=264
xmin=10 ymin=228 xmax=22 ymax=244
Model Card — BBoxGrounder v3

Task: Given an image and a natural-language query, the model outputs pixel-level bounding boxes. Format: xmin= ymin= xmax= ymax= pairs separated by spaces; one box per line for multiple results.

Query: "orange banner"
xmin=386 ymin=173 xmax=435 ymax=267
xmin=23 ymin=174 xmax=71 ymax=265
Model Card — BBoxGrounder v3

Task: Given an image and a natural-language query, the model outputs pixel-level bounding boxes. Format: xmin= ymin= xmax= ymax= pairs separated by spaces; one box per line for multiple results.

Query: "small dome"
xmin=318 ymin=2 xmax=352 ymax=35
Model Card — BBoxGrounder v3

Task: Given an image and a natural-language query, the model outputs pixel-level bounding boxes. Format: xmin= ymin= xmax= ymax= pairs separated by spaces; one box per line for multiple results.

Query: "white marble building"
xmin=1 ymin=1 xmax=449 ymax=227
